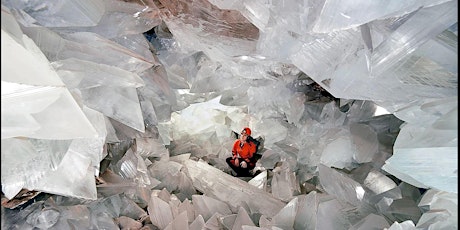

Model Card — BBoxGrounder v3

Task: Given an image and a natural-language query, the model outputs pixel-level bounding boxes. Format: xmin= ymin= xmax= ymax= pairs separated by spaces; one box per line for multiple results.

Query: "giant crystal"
xmin=1 ymin=0 xmax=458 ymax=229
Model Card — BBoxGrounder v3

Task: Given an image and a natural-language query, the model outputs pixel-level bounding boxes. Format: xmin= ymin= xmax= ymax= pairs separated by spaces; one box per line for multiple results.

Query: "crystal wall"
xmin=1 ymin=0 xmax=457 ymax=229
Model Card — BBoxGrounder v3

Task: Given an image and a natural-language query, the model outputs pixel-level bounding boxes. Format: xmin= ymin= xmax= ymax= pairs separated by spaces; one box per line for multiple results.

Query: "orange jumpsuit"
xmin=231 ymin=139 xmax=256 ymax=167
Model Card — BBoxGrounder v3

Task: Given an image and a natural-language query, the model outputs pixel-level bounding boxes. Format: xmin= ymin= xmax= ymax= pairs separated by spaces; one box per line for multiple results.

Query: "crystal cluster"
xmin=1 ymin=0 xmax=457 ymax=229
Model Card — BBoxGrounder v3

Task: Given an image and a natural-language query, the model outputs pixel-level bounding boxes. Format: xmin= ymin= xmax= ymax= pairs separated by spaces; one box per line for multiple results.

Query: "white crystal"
xmin=184 ymin=159 xmax=285 ymax=218
xmin=1 ymin=28 xmax=97 ymax=140
xmin=148 ymin=195 xmax=174 ymax=229
xmin=2 ymin=0 xmax=105 ymax=27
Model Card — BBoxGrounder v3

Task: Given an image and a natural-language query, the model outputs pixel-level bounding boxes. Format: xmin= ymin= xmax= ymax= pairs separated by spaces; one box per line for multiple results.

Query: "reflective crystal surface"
xmin=1 ymin=0 xmax=457 ymax=229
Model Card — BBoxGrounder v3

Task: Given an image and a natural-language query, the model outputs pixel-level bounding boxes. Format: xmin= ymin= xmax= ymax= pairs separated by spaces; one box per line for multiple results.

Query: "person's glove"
xmin=240 ymin=161 xmax=247 ymax=168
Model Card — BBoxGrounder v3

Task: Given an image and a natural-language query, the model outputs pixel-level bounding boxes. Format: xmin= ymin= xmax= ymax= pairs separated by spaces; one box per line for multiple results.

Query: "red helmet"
xmin=242 ymin=127 xmax=251 ymax=136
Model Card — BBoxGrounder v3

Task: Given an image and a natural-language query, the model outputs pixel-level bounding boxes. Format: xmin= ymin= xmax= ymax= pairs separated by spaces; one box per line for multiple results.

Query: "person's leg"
xmin=226 ymin=157 xmax=233 ymax=166
xmin=227 ymin=157 xmax=255 ymax=177
xmin=226 ymin=157 xmax=240 ymax=175
xmin=247 ymin=160 xmax=256 ymax=171
xmin=235 ymin=158 xmax=252 ymax=177
xmin=228 ymin=157 xmax=251 ymax=176
xmin=237 ymin=168 xmax=251 ymax=177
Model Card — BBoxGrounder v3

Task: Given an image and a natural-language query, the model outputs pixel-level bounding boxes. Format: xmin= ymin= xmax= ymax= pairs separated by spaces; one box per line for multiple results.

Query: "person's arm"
xmin=244 ymin=142 xmax=256 ymax=162
xmin=232 ymin=140 xmax=239 ymax=159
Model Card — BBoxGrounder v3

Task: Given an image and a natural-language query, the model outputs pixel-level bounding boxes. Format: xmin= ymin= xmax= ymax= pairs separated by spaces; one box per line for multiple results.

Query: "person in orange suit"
xmin=226 ymin=127 xmax=257 ymax=177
